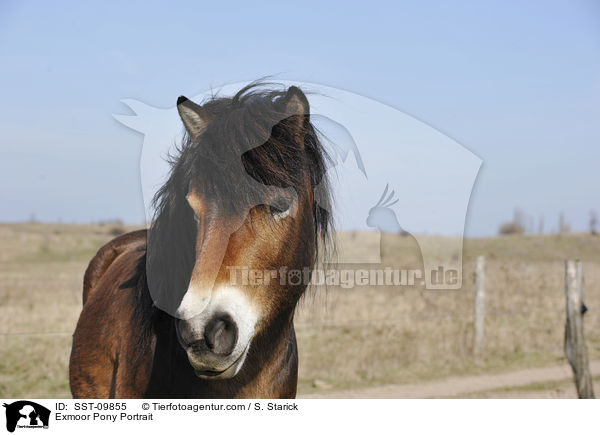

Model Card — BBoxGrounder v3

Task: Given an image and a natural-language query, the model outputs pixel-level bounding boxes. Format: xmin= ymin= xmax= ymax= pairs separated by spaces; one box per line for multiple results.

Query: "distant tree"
xmin=538 ymin=216 xmax=545 ymax=234
xmin=109 ymin=225 xmax=126 ymax=236
xmin=591 ymin=210 xmax=598 ymax=236
xmin=559 ymin=212 xmax=571 ymax=234
xmin=513 ymin=208 xmax=525 ymax=229
xmin=499 ymin=222 xmax=525 ymax=235
xmin=98 ymin=218 xmax=124 ymax=227
xmin=498 ymin=208 xmax=526 ymax=235
xmin=528 ymin=215 xmax=535 ymax=234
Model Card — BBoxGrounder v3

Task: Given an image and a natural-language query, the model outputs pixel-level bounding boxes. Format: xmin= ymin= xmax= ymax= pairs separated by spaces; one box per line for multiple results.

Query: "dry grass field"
xmin=1 ymin=223 xmax=599 ymax=398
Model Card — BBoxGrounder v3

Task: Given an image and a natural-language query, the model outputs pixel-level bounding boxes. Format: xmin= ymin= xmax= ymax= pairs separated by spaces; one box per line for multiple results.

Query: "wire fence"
xmin=1 ymin=306 xmax=589 ymax=337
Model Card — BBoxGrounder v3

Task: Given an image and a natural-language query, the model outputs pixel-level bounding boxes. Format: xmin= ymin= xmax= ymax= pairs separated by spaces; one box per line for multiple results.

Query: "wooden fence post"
xmin=564 ymin=260 xmax=595 ymax=398
xmin=474 ymin=255 xmax=486 ymax=355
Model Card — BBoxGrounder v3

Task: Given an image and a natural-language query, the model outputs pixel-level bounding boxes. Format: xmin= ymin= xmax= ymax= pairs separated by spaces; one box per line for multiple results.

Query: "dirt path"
xmin=300 ymin=361 xmax=600 ymax=398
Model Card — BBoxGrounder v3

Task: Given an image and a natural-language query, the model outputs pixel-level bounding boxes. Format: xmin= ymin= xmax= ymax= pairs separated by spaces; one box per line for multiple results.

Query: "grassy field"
xmin=1 ymin=223 xmax=599 ymax=397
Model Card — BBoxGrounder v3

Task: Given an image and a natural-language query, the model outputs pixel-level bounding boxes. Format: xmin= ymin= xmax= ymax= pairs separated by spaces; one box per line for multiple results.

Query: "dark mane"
xmin=145 ymin=83 xmax=333 ymax=315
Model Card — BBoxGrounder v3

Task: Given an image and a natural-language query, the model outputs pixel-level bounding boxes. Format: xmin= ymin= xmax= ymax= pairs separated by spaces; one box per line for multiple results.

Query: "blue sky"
xmin=0 ymin=0 xmax=598 ymax=236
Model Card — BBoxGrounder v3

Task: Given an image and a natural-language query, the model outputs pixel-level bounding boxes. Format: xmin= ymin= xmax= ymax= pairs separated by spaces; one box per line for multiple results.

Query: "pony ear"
xmin=281 ymin=86 xmax=310 ymax=140
xmin=177 ymin=96 xmax=211 ymax=138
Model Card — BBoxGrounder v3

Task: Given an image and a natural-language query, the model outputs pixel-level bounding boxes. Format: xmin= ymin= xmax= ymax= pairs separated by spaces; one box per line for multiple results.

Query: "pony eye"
xmin=269 ymin=198 xmax=292 ymax=220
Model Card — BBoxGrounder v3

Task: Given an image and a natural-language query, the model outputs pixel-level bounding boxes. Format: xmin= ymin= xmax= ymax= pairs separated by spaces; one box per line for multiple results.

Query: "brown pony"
xmin=69 ymin=84 xmax=332 ymax=398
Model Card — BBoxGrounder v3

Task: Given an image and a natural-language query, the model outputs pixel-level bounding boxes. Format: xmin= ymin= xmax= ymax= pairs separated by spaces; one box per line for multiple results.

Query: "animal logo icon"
xmin=3 ymin=401 xmax=50 ymax=432
xmin=366 ymin=184 xmax=403 ymax=234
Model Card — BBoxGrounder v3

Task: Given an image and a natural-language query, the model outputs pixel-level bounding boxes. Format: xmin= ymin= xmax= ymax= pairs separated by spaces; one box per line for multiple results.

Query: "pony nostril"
xmin=203 ymin=314 xmax=238 ymax=356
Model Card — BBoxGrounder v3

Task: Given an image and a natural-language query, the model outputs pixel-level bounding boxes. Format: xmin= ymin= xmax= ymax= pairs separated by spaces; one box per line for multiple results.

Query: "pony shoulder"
xmin=82 ymin=229 xmax=147 ymax=305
